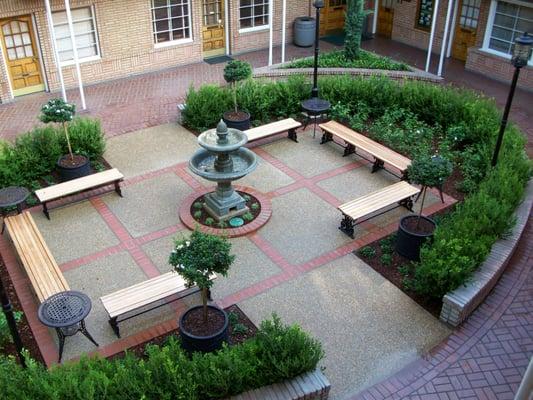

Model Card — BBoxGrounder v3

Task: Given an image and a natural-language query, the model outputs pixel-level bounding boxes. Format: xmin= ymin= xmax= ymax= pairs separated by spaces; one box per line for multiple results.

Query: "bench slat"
xmin=339 ymin=181 xmax=420 ymax=221
xmin=320 ymin=121 xmax=411 ymax=172
xmin=100 ymin=272 xmax=216 ymax=318
xmin=5 ymin=212 xmax=69 ymax=302
xmin=35 ymin=168 xmax=124 ymax=203
xmin=245 ymin=118 xmax=301 ymax=142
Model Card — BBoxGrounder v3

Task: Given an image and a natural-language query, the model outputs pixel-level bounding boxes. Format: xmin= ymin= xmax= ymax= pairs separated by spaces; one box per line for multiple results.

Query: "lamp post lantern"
xmin=491 ymin=32 xmax=533 ymax=167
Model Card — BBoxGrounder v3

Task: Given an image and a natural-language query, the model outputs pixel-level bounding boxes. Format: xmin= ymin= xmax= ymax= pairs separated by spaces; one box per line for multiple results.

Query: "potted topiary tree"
xmin=40 ymin=98 xmax=91 ymax=181
xmin=169 ymin=229 xmax=235 ymax=353
xmin=222 ymin=60 xmax=252 ymax=130
xmin=395 ymin=154 xmax=453 ymax=261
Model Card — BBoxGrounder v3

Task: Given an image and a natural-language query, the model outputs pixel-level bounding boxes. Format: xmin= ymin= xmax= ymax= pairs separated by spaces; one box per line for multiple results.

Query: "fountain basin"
xmin=189 ymin=147 xmax=257 ymax=182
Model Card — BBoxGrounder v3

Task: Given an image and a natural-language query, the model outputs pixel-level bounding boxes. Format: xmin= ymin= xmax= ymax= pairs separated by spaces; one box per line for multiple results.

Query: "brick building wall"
xmin=0 ymin=0 xmax=311 ymax=103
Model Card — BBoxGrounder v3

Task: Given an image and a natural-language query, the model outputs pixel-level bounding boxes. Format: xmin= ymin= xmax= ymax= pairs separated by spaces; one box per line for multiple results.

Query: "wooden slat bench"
xmin=319 ymin=120 xmax=412 ymax=179
xmin=100 ymin=271 xmax=216 ymax=338
xmin=35 ymin=168 xmax=124 ymax=220
xmin=338 ymin=181 xmax=420 ymax=238
xmin=5 ymin=212 xmax=69 ymax=303
xmin=245 ymin=118 xmax=302 ymax=143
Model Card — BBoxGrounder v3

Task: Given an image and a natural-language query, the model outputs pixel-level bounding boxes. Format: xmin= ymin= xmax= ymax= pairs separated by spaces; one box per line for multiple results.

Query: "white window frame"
xmin=238 ymin=0 xmax=270 ymax=34
xmin=151 ymin=0 xmax=193 ymax=49
xmin=481 ymin=0 xmax=533 ymax=66
xmin=52 ymin=5 xmax=101 ymax=67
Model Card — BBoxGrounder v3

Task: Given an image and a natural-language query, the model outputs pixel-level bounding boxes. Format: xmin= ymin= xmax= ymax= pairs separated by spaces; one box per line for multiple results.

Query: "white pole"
xmin=44 ymin=0 xmax=67 ymax=101
xmin=268 ymin=0 xmax=274 ymax=66
xmin=281 ymin=0 xmax=287 ymax=63
xmin=425 ymin=0 xmax=440 ymax=72
xmin=372 ymin=0 xmax=379 ymax=34
xmin=438 ymin=0 xmax=454 ymax=77
xmin=447 ymin=0 xmax=459 ymax=58
xmin=64 ymin=0 xmax=86 ymax=110
xmin=224 ymin=0 xmax=230 ymax=55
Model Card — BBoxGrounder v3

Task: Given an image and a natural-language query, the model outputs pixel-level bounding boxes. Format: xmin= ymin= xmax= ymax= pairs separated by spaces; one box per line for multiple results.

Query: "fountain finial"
xmin=216 ymin=119 xmax=228 ymax=145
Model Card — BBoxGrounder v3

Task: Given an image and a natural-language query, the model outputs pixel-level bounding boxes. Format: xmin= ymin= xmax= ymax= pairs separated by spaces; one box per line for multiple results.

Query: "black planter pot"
xmin=395 ymin=215 xmax=436 ymax=261
xmin=223 ymin=111 xmax=251 ymax=131
xmin=56 ymin=154 xmax=91 ymax=182
xmin=179 ymin=305 xmax=229 ymax=353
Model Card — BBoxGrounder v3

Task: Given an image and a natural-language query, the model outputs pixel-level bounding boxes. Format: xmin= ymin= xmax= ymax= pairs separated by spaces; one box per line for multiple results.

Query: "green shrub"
xmin=205 ymin=217 xmax=214 ymax=226
xmin=358 ymin=246 xmax=376 ymax=258
xmin=182 ymin=85 xmax=232 ymax=131
xmin=0 ymin=315 xmax=323 ymax=400
xmin=193 ymin=211 xmax=202 ymax=219
xmin=380 ymin=254 xmax=393 ymax=266
xmin=242 ymin=212 xmax=254 ymax=221
xmin=0 ymin=311 xmax=23 ymax=349
xmin=67 ymin=117 xmax=106 ymax=161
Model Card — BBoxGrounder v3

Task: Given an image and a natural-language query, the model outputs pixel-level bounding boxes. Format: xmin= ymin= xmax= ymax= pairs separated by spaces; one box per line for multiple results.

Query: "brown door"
xmin=0 ymin=15 xmax=44 ymax=97
xmin=452 ymin=0 xmax=481 ymax=61
xmin=377 ymin=0 xmax=394 ymax=38
xmin=320 ymin=0 xmax=347 ymax=36
xmin=202 ymin=0 xmax=225 ymax=57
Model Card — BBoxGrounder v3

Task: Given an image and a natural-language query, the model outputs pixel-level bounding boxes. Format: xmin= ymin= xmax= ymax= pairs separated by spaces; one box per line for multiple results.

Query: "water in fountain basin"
xmin=201 ymin=129 xmax=243 ymax=147
xmin=197 ymin=154 xmax=252 ymax=173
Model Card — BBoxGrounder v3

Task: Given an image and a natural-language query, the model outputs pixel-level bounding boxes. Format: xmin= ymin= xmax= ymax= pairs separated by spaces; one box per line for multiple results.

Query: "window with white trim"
xmin=239 ymin=0 xmax=269 ymax=30
xmin=487 ymin=1 xmax=532 ymax=58
xmin=151 ymin=0 xmax=192 ymax=44
xmin=52 ymin=6 xmax=99 ymax=63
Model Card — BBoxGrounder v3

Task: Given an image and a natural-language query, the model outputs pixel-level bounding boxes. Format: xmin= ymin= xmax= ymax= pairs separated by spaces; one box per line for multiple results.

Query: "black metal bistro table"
xmin=0 ymin=186 xmax=29 ymax=234
xmin=38 ymin=291 xmax=99 ymax=363
xmin=301 ymin=98 xmax=331 ymax=138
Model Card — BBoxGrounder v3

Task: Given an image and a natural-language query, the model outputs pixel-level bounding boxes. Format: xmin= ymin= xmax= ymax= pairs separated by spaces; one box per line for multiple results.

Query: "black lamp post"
xmin=0 ymin=274 xmax=26 ymax=367
xmin=491 ymin=32 xmax=533 ymax=167
xmin=311 ymin=0 xmax=324 ymax=98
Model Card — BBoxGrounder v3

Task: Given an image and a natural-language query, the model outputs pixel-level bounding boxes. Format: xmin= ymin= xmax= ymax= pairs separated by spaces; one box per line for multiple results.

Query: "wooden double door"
xmin=452 ymin=0 xmax=481 ymax=61
xmin=1 ymin=15 xmax=44 ymax=97
xmin=320 ymin=0 xmax=348 ymax=36
xmin=202 ymin=0 xmax=225 ymax=57
xmin=377 ymin=0 xmax=395 ymax=38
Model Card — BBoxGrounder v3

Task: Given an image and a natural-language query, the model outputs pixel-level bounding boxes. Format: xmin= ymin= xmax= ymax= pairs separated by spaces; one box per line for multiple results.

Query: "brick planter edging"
xmin=440 ymin=179 xmax=533 ymax=326
xmin=253 ymin=63 xmax=442 ymax=83
xmin=229 ymin=369 xmax=331 ymax=400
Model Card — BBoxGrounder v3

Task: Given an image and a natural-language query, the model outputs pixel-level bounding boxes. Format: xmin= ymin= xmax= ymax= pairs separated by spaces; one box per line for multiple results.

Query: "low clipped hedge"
xmin=183 ymin=75 xmax=532 ymax=299
xmin=0 ymin=117 xmax=105 ymax=191
xmin=0 ymin=316 xmax=324 ymax=400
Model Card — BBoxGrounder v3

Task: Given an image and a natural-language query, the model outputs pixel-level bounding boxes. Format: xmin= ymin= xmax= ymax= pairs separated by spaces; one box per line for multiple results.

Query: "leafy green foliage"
xmin=193 ymin=211 xmax=202 ymax=219
xmin=285 ymin=49 xmax=410 ymax=70
xmin=232 ymin=323 xmax=249 ymax=335
xmin=358 ymin=246 xmax=376 ymax=258
xmin=242 ymin=212 xmax=254 ymax=221
xmin=205 ymin=217 xmax=214 ymax=226
xmin=223 ymin=60 xmax=252 ymax=84
xmin=182 ymin=85 xmax=232 ymax=131
xmin=408 ymin=155 xmax=453 ymax=188
xmin=0 ymin=316 xmax=323 ymax=399
xmin=380 ymin=253 xmax=393 ymax=266
xmin=39 ymin=98 xmax=75 ymax=124
xmin=0 ymin=311 xmax=23 ymax=349
xmin=344 ymin=0 xmax=365 ymax=60
xmin=250 ymin=202 xmax=260 ymax=211
xmin=0 ymin=118 xmax=105 ymax=189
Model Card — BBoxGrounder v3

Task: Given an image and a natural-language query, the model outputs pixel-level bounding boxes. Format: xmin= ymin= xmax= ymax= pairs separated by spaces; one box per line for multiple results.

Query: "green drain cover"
xmin=229 ymin=217 xmax=244 ymax=227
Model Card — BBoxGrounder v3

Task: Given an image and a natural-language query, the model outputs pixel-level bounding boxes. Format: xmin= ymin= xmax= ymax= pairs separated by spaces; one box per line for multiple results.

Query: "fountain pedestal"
xmin=204 ymin=182 xmax=248 ymax=221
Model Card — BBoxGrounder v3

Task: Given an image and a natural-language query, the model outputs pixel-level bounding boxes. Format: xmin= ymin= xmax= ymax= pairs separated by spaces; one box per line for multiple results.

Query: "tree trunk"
xmin=63 ymin=121 xmax=74 ymax=161
xmin=416 ymin=186 xmax=427 ymax=229
xmin=233 ymin=83 xmax=238 ymax=114
xmin=202 ymin=287 xmax=208 ymax=323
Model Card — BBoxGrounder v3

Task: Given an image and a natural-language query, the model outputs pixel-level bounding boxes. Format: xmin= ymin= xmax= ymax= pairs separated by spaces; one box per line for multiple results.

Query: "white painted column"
xmin=44 ymin=0 xmax=67 ymax=101
xmin=372 ymin=0 xmax=379 ymax=34
xmin=268 ymin=0 xmax=274 ymax=66
xmin=64 ymin=0 xmax=86 ymax=110
xmin=447 ymin=0 xmax=459 ymax=58
xmin=224 ymin=0 xmax=230 ymax=55
xmin=438 ymin=0 xmax=454 ymax=76
xmin=425 ymin=0 xmax=440 ymax=72
xmin=281 ymin=0 xmax=287 ymax=63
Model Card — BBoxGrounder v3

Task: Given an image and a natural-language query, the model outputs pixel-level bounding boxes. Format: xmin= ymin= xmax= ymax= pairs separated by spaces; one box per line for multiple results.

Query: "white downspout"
xmin=44 ymin=0 xmax=67 ymax=101
xmin=438 ymin=0 xmax=454 ymax=76
xmin=447 ymin=0 xmax=459 ymax=58
xmin=372 ymin=0 xmax=379 ymax=34
xmin=64 ymin=0 xmax=86 ymax=110
xmin=268 ymin=0 xmax=274 ymax=66
xmin=425 ymin=0 xmax=440 ymax=72
xmin=224 ymin=0 xmax=230 ymax=55
xmin=281 ymin=0 xmax=287 ymax=63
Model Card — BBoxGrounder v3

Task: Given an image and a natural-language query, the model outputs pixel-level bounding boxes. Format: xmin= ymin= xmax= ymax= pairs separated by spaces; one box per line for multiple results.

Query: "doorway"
xmin=452 ymin=0 xmax=481 ymax=61
xmin=320 ymin=0 xmax=348 ymax=36
xmin=377 ymin=0 xmax=394 ymax=38
xmin=202 ymin=0 xmax=225 ymax=58
xmin=0 ymin=15 xmax=44 ymax=97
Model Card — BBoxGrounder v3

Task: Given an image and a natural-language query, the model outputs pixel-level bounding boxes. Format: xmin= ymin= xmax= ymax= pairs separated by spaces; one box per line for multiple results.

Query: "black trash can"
xmin=294 ymin=17 xmax=316 ymax=47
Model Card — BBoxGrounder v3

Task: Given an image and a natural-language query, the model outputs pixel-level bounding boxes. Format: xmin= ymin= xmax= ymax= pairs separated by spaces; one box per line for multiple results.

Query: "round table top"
xmin=38 ymin=291 xmax=92 ymax=328
xmin=301 ymin=98 xmax=331 ymax=113
xmin=0 ymin=186 xmax=29 ymax=208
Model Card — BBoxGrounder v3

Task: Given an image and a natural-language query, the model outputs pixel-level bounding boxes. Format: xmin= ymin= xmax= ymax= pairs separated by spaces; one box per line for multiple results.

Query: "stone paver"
xmin=239 ymin=254 xmax=451 ymax=400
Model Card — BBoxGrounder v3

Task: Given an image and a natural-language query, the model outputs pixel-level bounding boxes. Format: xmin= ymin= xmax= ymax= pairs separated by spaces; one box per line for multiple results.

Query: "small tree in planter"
xmin=396 ymin=154 xmax=453 ymax=261
xmin=222 ymin=60 xmax=252 ymax=130
xmin=169 ymin=229 xmax=235 ymax=352
xmin=40 ymin=98 xmax=91 ymax=181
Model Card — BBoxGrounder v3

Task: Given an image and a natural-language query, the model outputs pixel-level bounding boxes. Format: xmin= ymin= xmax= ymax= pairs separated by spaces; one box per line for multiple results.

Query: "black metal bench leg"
xmin=343 ymin=143 xmax=356 ymax=157
xmin=399 ymin=197 xmax=415 ymax=212
xmin=109 ymin=317 xmax=120 ymax=338
xmin=320 ymin=132 xmax=333 ymax=144
xmin=287 ymin=128 xmax=298 ymax=143
xmin=43 ymin=203 xmax=50 ymax=220
xmin=114 ymin=181 xmax=123 ymax=197
xmin=372 ymin=158 xmax=385 ymax=173
xmin=339 ymin=214 xmax=355 ymax=239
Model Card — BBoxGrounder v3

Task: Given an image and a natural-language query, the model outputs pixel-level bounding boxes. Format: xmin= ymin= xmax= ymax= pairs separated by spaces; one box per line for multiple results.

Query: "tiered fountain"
xmin=189 ymin=120 xmax=257 ymax=222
